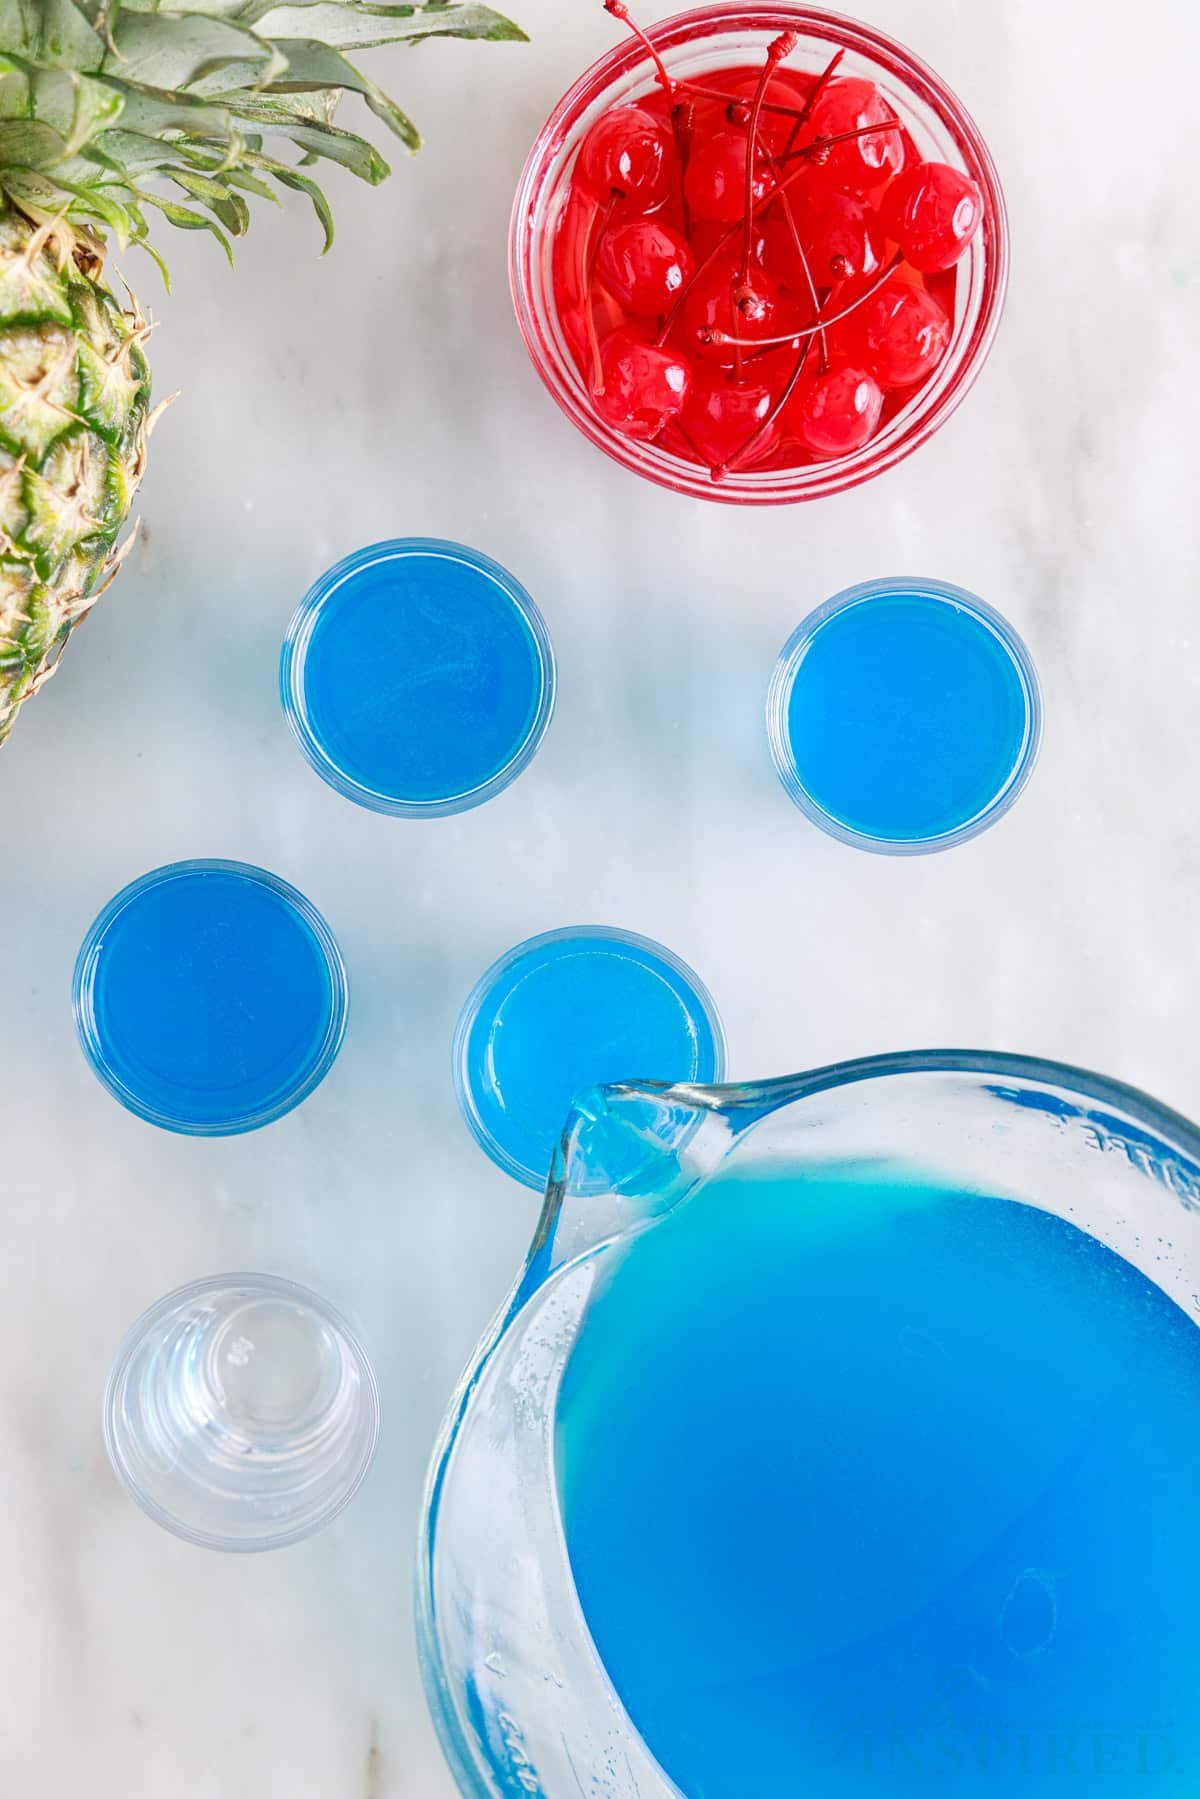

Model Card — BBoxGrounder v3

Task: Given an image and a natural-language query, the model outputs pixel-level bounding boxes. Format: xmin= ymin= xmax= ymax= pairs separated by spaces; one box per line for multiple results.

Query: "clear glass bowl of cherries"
xmin=511 ymin=2 xmax=1008 ymax=503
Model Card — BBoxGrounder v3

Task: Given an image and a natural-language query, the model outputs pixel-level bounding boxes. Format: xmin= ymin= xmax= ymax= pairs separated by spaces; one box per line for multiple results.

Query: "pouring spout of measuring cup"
xmin=514 ymin=1073 xmax=818 ymax=1305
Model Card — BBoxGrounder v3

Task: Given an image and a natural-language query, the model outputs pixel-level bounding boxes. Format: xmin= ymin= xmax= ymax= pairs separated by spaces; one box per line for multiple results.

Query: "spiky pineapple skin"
xmin=0 ymin=206 xmax=151 ymax=744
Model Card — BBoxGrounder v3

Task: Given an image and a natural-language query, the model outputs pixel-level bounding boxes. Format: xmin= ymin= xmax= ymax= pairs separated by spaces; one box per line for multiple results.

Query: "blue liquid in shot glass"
xmin=74 ymin=861 xmax=346 ymax=1134
xmin=281 ymin=540 xmax=555 ymax=815
xmin=771 ymin=582 xmax=1040 ymax=850
xmin=454 ymin=928 xmax=725 ymax=1189
xmin=558 ymin=1164 xmax=1200 ymax=1797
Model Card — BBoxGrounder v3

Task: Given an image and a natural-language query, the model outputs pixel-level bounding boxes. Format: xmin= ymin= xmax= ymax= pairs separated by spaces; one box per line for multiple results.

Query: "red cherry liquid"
xmin=551 ymin=50 xmax=977 ymax=480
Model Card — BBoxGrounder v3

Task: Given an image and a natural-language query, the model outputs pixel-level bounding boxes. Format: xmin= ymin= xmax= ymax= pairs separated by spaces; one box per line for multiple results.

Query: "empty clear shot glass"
xmin=103 ymin=1274 xmax=381 ymax=1551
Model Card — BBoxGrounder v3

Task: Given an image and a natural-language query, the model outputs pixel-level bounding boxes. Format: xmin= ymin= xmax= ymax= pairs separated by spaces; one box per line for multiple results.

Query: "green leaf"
xmin=168 ymin=163 xmax=238 ymax=201
xmin=0 ymin=118 xmax=68 ymax=167
xmin=0 ymin=0 xmax=106 ymax=74
xmin=260 ymin=158 xmax=334 ymax=248
xmin=136 ymin=186 xmax=236 ymax=261
xmin=98 ymin=79 xmax=241 ymax=141
xmin=86 ymin=125 xmax=199 ymax=175
xmin=53 ymin=173 xmax=138 ymax=244
xmin=0 ymin=59 xmax=125 ymax=161
xmin=108 ymin=0 xmax=254 ymax=15
xmin=246 ymin=2 xmax=525 ymax=50
xmin=398 ymin=2 xmax=526 ymax=43
xmin=261 ymin=39 xmax=418 ymax=147
xmin=0 ymin=58 xmax=33 ymax=121
xmin=170 ymin=165 xmax=251 ymax=233
xmin=227 ymin=98 xmax=389 ymax=179
xmin=62 ymin=68 xmax=126 ymax=152
xmin=209 ymin=188 xmax=251 ymax=232
xmin=134 ymin=233 xmax=173 ymax=290
xmin=0 ymin=165 xmax=85 ymax=223
xmin=205 ymin=161 xmax=277 ymax=202
xmin=104 ymin=11 xmax=288 ymax=92
xmin=0 ymin=0 xmax=528 ymax=276
xmin=193 ymin=77 xmax=338 ymax=124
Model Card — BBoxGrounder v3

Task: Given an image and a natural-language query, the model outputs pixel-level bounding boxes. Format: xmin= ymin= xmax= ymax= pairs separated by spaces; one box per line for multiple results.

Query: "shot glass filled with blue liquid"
xmin=280 ymin=539 xmax=556 ymax=816
xmin=73 ymin=859 xmax=347 ymax=1134
xmin=768 ymin=578 xmax=1042 ymax=853
xmin=453 ymin=926 xmax=725 ymax=1189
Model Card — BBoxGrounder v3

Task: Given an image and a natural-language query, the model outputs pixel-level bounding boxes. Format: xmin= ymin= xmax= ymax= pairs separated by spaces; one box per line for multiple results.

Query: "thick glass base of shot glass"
xmin=103 ymin=1275 xmax=380 ymax=1552
xmin=453 ymin=926 xmax=726 ymax=1190
xmin=767 ymin=578 xmax=1042 ymax=854
xmin=280 ymin=539 xmax=556 ymax=817
xmin=73 ymin=860 xmax=348 ymax=1135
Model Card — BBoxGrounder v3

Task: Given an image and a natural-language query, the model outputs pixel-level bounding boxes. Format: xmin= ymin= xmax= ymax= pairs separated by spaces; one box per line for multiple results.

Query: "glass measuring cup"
xmin=417 ymin=1052 xmax=1200 ymax=1797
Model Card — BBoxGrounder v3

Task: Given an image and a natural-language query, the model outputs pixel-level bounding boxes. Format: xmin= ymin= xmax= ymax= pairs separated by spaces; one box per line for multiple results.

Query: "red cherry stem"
xmin=654 ymin=203 xmax=746 ymax=347
xmin=667 ymin=414 xmax=710 ymax=463
xmin=703 ymin=248 xmax=903 ymax=348
xmin=740 ymin=32 xmax=798 ymax=283
xmin=780 ymin=46 xmax=844 ymax=159
xmin=676 ymin=80 xmax=820 ymax=121
xmin=655 ymin=128 xmax=864 ymax=349
xmin=655 ymin=81 xmax=900 ymax=353
xmin=672 ymin=96 xmax=696 ymax=237
xmin=715 ymin=337 xmax=814 ymax=480
xmin=760 ymin=143 xmax=828 ymax=371
xmin=582 ymin=195 xmax=616 ymax=392
xmin=655 ymin=220 xmax=733 ymax=346
xmin=603 ymin=0 xmax=673 ymax=95
xmin=775 ymin=116 xmax=902 ymax=167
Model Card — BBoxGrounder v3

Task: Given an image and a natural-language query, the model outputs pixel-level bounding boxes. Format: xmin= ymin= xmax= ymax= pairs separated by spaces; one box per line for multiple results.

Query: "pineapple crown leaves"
xmin=0 ymin=0 xmax=525 ymax=270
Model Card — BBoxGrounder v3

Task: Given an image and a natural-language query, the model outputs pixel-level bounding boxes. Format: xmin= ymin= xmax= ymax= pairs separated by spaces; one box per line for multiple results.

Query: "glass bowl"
xmin=510 ymin=3 xmax=1009 ymax=504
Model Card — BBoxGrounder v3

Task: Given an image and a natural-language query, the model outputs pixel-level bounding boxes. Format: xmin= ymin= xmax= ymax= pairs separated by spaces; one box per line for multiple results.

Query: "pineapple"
xmin=0 ymin=0 xmax=523 ymax=745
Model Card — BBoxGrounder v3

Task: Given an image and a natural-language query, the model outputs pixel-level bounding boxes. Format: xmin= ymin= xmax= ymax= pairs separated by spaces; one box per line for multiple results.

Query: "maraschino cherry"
xmin=598 ymin=218 xmax=694 ymax=315
xmin=791 ymin=365 xmax=884 ymax=457
xmin=684 ymin=129 xmax=773 ymax=224
xmin=768 ymin=188 xmax=883 ymax=285
xmin=680 ymin=365 xmax=782 ymax=466
xmin=854 ymin=282 xmax=950 ymax=388
xmin=802 ymin=78 xmax=905 ymax=189
xmin=683 ymin=257 xmax=793 ymax=367
xmin=884 ymin=160 xmax=984 ymax=272
xmin=593 ymin=329 xmax=691 ymax=437
xmin=577 ymin=105 xmax=674 ymax=207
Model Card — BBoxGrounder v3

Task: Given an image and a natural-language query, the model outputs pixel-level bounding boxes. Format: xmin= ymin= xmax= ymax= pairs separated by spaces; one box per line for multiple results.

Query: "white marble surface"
xmin=1 ymin=0 xmax=1198 ymax=1792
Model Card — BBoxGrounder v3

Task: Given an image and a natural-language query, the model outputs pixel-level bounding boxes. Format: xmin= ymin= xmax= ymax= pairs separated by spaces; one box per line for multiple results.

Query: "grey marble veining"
xmin=0 ymin=0 xmax=1197 ymax=1792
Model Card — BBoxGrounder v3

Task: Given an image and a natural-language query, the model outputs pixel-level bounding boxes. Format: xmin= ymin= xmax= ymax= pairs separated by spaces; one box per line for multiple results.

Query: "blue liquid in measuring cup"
xmin=285 ymin=540 xmax=553 ymax=812
xmin=774 ymin=584 xmax=1038 ymax=846
xmin=557 ymin=1166 xmax=1200 ymax=1795
xmin=75 ymin=862 xmax=344 ymax=1133
xmin=455 ymin=929 xmax=724 ymax=1189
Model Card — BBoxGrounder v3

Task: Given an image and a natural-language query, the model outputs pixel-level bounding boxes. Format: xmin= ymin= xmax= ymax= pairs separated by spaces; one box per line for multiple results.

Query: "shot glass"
xmin=103 ymin=1274 xmax=381 ymax=1551
xmin=73 ymin=860 xmax=348 ymax=1135
xmin=767 ymin=577 xmax=1042 ymax=853
xmin=453 ymin=926 xmax=726 ymax=1190
xmin=281 ymin=539 xmax=556 ymax=817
